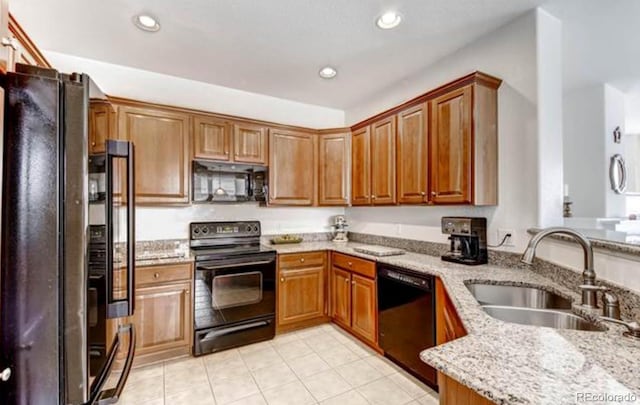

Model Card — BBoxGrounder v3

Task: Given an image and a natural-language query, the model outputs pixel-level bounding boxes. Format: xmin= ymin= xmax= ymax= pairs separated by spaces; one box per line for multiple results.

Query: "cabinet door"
xmin=89 ymin=101 xmax=112 ymax=154
xmin=351 ymin=274 xmax=377 ymax=344
xmin=331 ymin=266 xmax=351 ymax=328
xmin=193 ymin=116 xmax=231 ymax=161
xmin=278 ymin=266 xmax=325 ymax=326
xmin=118 ymin=105 xmax=190 ymax=204
xmin=268 ymin=129 xmax=316 ymax=205
xmin=397 ymin=104 xmax=428 ymax=204
xmin=318 ymin=132 xmax=349 ymax=206
xmin=129 ymin=282 xmax=192 ymax=357
xmin=429 ymin=85 xmax=472 ymax=204
xmin=436 ymin=278 xmax=467 ymax=345
xmin=234 ymin=123 xmax=268 ymax=164
xmin=351 ymin=126 xmax=371 ymax=206
xmin=371 ymin=117 xmax=396 ymax=205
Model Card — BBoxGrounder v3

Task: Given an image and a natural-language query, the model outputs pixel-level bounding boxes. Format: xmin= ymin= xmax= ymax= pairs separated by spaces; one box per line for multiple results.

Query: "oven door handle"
xmin=198 ymin=259 xmax=274 ymax=271
xmin=200 ymin=320 xmax=271 ymax=341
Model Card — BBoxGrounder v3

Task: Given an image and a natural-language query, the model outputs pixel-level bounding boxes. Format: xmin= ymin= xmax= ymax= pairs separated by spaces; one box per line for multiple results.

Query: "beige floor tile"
xmin=295 ymin=326 xmax=324 ymax=339
xmin=210 ymin=373 xmax=260 ymax=404
xmin=127 ymin=363 xmax=164 ymax=385
xmin=414 ymin=393 xmax=439 ymax=405
xmin=202 ymin=348 xmax=243 ymax=364
xmin=251 ymin=361 xmax=298 ymax=391
xmin=164 ymin=383 xmax=215 ymax=405
xmin=319 ymin=390 xmax=369 ymax=405
xmin=124 ymin=398 xmax=164 ymax=405
xmin=339 ymin=338 xmax=377 ymax=358
xmin=300 ymin=369 xmax=352 ymax=402
xmin=271 ymin=332 xmax=299 ymax=345
xmin=287 ymin=353 xmax=331 ymax=379
xmin=205 ymin=350 xmax=249 ymax=382
xmin=120 ymin=374 xmax=164 ymax=404
xmin=241 ymin=347 xmax=284 ymax=371
xmin=334 ymin=358 xmax=384 ymax=387
xmin=238 ymin=340 xmax=273 ymax=355
xmin=357 ymin=376 xmax=414 ymax=405
xmin=227 ymin=393 xmax=268 ymax=405
xmin=164 ymin=365 xmax=210 ymax=396
xmin=164 ymin=356 xmax=204 ymax=373
xmin=273 ymin=339 xmax=314 ymax=361
xmin=388 ymin=372 xmax=434 ymax=399
xmin=315 ymin=343 xmax=361 ymax=368
xmin=262 ymin=380 xmax=316 ymax=405
xmin=301 ymin=333 xmax=341 ymax=352
xmin=363 ymin=355 xmax=402 ymax=376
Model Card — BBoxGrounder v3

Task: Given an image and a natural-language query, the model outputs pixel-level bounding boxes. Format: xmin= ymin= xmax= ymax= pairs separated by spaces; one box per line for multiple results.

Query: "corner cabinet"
xmin=318 ymin=131 xmax=350 ymax=206
xmin=429 ymin=77 xmax=499 ymax=205
xmin=330 ymin=253 xmax=378 ymax=348
xmin=268 ymin=129 xmax=317 ymax=205
xmin=351 ymin=117 xmax=397 ymax=206
xmin=117 ymin=104 xmax=191 ymax=205
xmin=277 ymin=252 xmax=327 ymax=332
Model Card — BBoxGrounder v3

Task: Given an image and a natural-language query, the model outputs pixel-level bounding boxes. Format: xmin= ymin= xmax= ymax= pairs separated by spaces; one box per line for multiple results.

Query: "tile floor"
xmin=117 ymin=323 xmax=439 ymax=405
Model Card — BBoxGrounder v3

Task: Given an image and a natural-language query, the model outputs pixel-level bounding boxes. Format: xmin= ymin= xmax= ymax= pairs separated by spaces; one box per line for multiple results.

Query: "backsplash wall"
xmin=134 ymin=204 xmax=345 ymax=241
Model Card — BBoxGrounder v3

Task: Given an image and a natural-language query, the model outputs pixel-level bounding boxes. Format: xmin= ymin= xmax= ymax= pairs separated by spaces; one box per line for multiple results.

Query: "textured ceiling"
xmin=11 ymin=0 xmax=546 ymax=108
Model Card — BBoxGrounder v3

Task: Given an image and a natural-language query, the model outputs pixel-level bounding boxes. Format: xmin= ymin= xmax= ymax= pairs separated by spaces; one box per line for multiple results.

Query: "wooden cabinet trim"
xmin=8 ymin=13 xmax=51 ymax=69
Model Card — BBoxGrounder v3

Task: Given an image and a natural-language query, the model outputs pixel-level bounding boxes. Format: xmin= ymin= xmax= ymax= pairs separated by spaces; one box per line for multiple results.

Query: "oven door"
xmin=194 ymin=253 xmax=276 ymax=331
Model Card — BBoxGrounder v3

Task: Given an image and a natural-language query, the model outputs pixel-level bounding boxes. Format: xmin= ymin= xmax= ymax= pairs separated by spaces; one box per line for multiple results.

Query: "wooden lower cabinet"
xmin=276 ymin=252 xmax=327 ymax=331
xmin=438 ymin=373 xmax=495 ymax=405
xmin=329 ymin=253 xmax=378 ymax=348
xmin=110 ymin=263 xmax=193 ymax=367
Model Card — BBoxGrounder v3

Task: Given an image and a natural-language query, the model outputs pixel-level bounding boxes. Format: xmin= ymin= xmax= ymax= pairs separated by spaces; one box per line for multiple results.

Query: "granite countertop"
xmin=271 ymin=241 xmax=640 ymax=405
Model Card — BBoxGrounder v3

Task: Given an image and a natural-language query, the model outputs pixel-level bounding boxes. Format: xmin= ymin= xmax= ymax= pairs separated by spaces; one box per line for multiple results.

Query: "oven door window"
xmin=212 ymin=271 xmax=263 ymax=309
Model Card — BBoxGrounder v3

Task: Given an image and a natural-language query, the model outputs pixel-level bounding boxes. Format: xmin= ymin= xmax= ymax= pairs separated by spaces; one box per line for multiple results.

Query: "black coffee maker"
xmin=441 ymin=217 xmax=488 ymax=265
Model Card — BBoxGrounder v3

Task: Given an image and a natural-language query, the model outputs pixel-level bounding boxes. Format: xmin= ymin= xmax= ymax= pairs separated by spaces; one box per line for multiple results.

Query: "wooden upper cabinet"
xmin=429 ymin=79 xmax=499 ymax=206
xmin=89 ymin=101 xmax=116 ymax=154
xmin=233 ymin=123 xmax=268 ymax=165
xmin=268 ymin=129 xmax=316 ymax=205
xmin=397 ymin=103 xmax=428 ymax=204
xmin=429 ymin=86 xmax=472 ymax=204
xmin=370 ymin=116 xmax=397 ymax=205
xmin=118 ymin=105 xmax=191 ymax=204
xmin=318 ymin=131 xmax=350 ymax=206
xmin=351 ymin=126 xmax=371 ymax=206
xmin=5 ymin=14 xmax=50 ymax=71
xmin=193 ymin=116 xmax=232 ymax=161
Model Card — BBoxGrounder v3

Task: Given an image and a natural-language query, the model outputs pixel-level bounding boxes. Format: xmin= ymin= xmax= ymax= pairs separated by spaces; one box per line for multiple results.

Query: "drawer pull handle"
xmin=153 ymin=272 xmax=160 ymax=279
xmin=280 ymin=277 xmax=285 ymax=283
xmin=348 ymin=262 xmax=353 ymax=266
xmin=300 ymin=258 xmax=305 ymax=263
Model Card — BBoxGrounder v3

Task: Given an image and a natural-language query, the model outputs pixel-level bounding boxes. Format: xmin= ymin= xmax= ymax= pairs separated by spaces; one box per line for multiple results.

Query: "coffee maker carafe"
xmin=441 ymin=217 xmax=488 ymax=265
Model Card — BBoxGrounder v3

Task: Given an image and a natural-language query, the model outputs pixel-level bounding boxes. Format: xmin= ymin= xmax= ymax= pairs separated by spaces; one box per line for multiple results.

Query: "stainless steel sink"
xmin=482 ymin=305 xmax=606 ymax=332
xmin=466 ymin=283 xmax=573 ymax=310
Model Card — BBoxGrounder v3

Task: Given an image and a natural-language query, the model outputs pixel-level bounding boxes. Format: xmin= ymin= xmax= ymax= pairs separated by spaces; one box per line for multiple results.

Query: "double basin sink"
xmin=466 ymin=283 xmax=605 ymax=332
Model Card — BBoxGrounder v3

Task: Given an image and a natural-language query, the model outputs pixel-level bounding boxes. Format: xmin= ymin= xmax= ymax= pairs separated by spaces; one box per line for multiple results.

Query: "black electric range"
xmin=190 ymin=221 xmax=276 ymax=356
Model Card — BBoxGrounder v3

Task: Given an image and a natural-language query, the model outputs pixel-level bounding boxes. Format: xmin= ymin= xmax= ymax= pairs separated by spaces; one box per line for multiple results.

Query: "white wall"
xmin=346 ymin=10 xmax=540 ymax=254
xmin=45 ymin=52 xmax=345 ymax=130
xmin=134 ymin=205 xmax=344 ymax=241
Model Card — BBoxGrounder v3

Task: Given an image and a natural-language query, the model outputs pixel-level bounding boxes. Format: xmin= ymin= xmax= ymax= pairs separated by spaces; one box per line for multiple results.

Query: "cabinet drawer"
xmin=279 ymin=251 xmax=325 ymax=270
xmin=137 ymin=263 xmax=192 ymax=286
xmin=332 ymin=253 xmax=376 ymax=278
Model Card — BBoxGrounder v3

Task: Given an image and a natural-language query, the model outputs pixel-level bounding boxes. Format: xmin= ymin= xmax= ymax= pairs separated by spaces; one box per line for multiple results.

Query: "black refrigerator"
xmin=0 ymin=64 xmax=136 ymax=404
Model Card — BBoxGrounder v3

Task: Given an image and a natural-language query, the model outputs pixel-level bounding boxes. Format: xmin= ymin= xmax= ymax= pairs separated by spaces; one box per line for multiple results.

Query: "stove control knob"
xmin=202 ymin=227 xmax=209 ymax=234
xmin=193 ymin=228 xmax=200 ymax=235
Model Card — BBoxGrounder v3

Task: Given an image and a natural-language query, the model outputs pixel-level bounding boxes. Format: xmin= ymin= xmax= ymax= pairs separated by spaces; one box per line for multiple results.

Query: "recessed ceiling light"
xmin=319 ymin=66 xmax=337 ymax=79
xmin=376 ymin=11 xmax=402 ymax=29
xmin=133 ymin=14 xmax=160 ymax=32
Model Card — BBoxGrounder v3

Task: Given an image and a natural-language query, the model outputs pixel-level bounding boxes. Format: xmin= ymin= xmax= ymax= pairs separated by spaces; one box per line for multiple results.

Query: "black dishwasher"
xmin=377 ymin=264 xmax=437 ymax=389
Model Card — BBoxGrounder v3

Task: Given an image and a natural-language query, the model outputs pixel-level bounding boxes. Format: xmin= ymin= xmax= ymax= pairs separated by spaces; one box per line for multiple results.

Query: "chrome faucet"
xmin=521 ymin=227 xmax=598 ymax=308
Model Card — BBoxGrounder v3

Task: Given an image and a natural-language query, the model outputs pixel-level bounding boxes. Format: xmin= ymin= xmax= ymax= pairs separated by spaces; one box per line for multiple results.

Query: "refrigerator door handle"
xmin=105 ymin=140 xmax=136 ymax=319
xmin=85 ymin=324 xmax=136 ymax=405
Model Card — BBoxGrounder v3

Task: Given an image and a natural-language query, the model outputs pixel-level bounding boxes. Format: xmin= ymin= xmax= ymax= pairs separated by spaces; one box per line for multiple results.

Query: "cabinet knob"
xmin=280 ymin=277 xmax=286 ymax=283
xmin=352 ymin=280 xmax=356 ymax=285
xmin=153 ymin=272 xmax=160 ymax=279
xmin=300 ymin=258 xmax=305 ymax=263
xmin=371 ymin=195 xmax=376 ymax=199
xmin=0 ymin=367 xmax=11 ymax=382
xmin=225 ymin=151 xmax=229 ymax=155
xmin=420 ymin=191 xmax=426 ymax=196
xmin=345 ymin=278 xmax=349 ymax=283
xmin=91 ymin=142 xmax=96 ymax=146
xmin=1 ymin=37 xmax=18 ymax=51
xmin=348 ymin=262 xmax=353 ymax=267
xmin=185 ymin=290 xmax=190 ymax=295
xmin=431 ymin=191 xmax=437 ymax=196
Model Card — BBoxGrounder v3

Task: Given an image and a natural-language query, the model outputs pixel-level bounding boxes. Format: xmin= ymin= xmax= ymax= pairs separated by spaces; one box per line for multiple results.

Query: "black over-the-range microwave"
xmin=192 ymin=160 xmax=267 ymax=203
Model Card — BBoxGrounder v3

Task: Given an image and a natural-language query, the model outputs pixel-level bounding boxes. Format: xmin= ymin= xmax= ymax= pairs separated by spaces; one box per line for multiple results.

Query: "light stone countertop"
xmin=271 ymin=241 xmax=640 ymax=405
